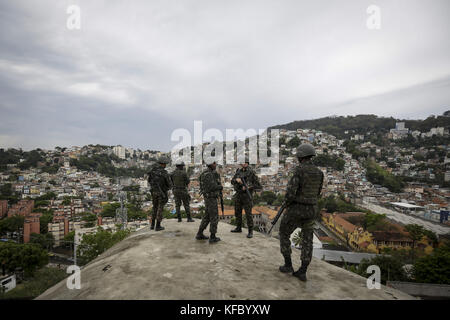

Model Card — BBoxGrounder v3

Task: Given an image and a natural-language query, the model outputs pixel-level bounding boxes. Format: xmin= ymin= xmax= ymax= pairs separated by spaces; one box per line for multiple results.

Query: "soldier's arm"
xmin=250 ymin=171 xmax=262 ymax=191
xmin=205 ymin=172 xmax=222 ymax=192
xmin=284 ymin=168 xmax=302 ymax=205
xmin=165 ymin=172 xmax=173 ymax=189
xmin=214 ymin=172 xmax=223 ymax=191
xmin=185 ymin=172 xmax=190 ymax=187
xmin=318 ymin=171 xmax=324 ymax=196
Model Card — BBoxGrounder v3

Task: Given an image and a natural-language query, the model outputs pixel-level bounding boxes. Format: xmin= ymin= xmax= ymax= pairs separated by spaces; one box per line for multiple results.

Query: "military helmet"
xmin=296 ymin=143 xmax=316 ymax=158
xmin=204 ymin=158 xmax=216 ymax=166
xmin=238 ymin=152 xmax=250 ymax=164
xmin=158 ymin=156 xmax=170 ymax=164
xmin=176 ymin=160 xmax=185 ymax=166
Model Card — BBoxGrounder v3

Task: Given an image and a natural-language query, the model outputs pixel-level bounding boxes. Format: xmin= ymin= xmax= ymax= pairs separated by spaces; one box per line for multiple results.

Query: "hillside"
xmin=270 ymin=113 xmax=450 ymax=139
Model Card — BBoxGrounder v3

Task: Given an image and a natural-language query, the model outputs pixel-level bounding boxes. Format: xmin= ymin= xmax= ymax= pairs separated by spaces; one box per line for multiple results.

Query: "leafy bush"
xmin=0 ymin=267 xmax=67 ymax=299
xmin=0 ymin=242 xmax=49 ymax=277
xmin=77 ymin=228 xmax=130 ymax=265
xmin=413 ymin=245 xmax=450 ymax=284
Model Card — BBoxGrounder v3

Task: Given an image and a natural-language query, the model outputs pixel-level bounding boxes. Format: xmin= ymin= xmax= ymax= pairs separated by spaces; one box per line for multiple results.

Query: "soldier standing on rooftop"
xmin=170 ymin=161 xmax=194 ymax=223
xmin=147 ymin=156 xmax=172 ymax=231
xmin=278 ymin=143 xmax=324 ymax=281
xmin=196 ymin=159 xmax=223 ymax=243
xmin=230 ymin=157 xmax=262 ymax=238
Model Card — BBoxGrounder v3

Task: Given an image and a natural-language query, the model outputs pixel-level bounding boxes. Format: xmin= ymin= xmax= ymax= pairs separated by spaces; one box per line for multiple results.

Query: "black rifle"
xmin=240 ymin=176 xmax=253 ymax=202
xmin=219 ymin=191 xmax=225 ymax=217
xmin=268 ymin=203 xmax=287 ymax=234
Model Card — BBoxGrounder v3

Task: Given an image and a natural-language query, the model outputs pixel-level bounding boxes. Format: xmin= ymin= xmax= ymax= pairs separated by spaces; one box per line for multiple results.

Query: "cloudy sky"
xmin=0 ymin=0 xmax=449 ymax=151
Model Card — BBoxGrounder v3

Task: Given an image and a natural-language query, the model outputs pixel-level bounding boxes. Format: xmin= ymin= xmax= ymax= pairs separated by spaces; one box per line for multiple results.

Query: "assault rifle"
xmin=240 ymin=176 xmax=253 ymax=202
xmin=219 ymin=191 xmax=225 ymax=217
xmin=268 ymin=202 xmax=287 ymax=235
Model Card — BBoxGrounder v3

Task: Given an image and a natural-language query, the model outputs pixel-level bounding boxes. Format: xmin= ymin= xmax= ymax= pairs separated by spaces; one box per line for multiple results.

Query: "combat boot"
xmin=178 ymin=216 xmax=182 ymax=222
xmin=293 ymin=264 xmax=308 ymax=281
xmin=150 ymin=220 xmax=155 ymax=230
xmin=230 ymin=226 xmax=242 ymax=233
xmin=209 ymin=233 xmax=221 ymax=243
xmin=279 ymin=256 xmax=294 ymax=273
xmin=196 ymin=232 xmax=209 ymax=240
xmin=155 ymin=221 xmax=165 ymax=231
xmin=187 ymin=214 xmax=194 ymax=222
xmin=247 ymin=230 xmax=253 ymax=238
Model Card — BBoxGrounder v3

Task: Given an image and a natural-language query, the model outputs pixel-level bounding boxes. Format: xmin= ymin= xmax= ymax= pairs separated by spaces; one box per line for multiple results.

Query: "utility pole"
xmin=74 ymin=233 xmax=78 ymax=266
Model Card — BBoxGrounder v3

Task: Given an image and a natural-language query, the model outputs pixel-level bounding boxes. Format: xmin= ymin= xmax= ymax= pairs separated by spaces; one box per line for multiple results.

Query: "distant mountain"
xmin=269 ymin=113 xmax=450 ymax=139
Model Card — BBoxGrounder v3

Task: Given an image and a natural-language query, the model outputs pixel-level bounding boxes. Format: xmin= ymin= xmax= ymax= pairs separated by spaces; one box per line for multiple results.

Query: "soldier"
xmin=147 ymin=156 xmax=172 ymax=231
xmin=230 ymin=158 xmax=262 ymax=238
xmin=170 ymin=161 xmax=194 ymax=223
xmin=278 ymin=143 xmax=324 ymax=281
xmin=196 ymin=159 xmax=223 ymax=243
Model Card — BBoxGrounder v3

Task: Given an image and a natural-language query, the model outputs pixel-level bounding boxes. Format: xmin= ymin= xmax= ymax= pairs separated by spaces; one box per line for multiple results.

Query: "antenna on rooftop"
xmin=115 ymin=190 xmax=127 ymax=230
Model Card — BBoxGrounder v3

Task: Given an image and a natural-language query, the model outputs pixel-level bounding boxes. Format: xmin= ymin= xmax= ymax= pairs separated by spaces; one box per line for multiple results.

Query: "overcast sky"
xmin=0 ymin=0 xmax=449 ymax=151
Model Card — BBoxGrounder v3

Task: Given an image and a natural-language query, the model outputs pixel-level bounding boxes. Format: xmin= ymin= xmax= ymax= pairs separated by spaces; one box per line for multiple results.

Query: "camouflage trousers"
xmin=151 ymin=192 xmax=168 ymax=223
xmin=234 ymin=194 xmax=253 ymax=229
xmin=173 ymin=190 xmax=191 ymax=217
xmin=198 ymin=197 xmax=219 ymax=234
xmin=279 ymin=203 xmax=318 ymax=266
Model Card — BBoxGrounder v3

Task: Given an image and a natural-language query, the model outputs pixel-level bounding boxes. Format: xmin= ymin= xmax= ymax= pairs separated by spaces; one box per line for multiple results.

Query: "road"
xmin=360 ymin=203 xmax=450 ymax=235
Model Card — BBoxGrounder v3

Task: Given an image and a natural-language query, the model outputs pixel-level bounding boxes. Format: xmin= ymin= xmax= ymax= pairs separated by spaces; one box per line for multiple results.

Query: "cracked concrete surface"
xmin=37 ymin=220 xmax=415 ymax=300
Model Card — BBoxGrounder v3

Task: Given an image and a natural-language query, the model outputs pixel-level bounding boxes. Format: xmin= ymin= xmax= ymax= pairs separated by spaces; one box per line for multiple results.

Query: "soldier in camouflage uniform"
xmin=196 ymin=159 xmax=223 ymax=243
xmin=279 ymin=144 xmax=324 ymax=281
xmin=170 ymin=161 xmax=194 ymax=223
xmin=147 ymin=156 xmax=172 ymax=231
xmin=231 ymin=159 xmax=262 ymax=238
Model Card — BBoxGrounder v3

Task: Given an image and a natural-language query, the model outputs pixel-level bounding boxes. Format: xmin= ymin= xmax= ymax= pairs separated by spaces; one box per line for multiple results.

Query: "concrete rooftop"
xmin=37 ymin=220 xmax=415 ymax=300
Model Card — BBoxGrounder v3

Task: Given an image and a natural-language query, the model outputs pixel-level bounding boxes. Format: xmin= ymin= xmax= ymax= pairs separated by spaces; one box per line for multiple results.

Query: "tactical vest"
xmin=199 ymin=170 xmax=220 ymax=198
xmin=148 ymin=166 xmax=167 ymax=192
xmin=297 ymin=164 xmax=323 ymax=205
xmin=172 ymin=169 xmax=186 ymax=189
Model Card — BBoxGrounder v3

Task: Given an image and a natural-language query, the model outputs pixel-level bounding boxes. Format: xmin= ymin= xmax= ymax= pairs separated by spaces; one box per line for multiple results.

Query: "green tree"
xmin=36 ymin=192 xmax=57 ymax=201
xmin=364 ymin=212 xmax=387 ymax=231
xmin=260 ymin=191 xmax=277 ymax=205
xmin=286 ymin=136 xmax=301 ymax=148
xmin=101 ymin=203 xmax=120 ymax=217
xmin=77 ymin=227 xmax=130 ymax=265
xmin=63 ymin=231 xmax=75 ymax=250
xmin=405 ymin=224 xmax=425 ymax=262
xmin=356 ymin=255 xmax=407 ymax=285
xmin=413 ymin=245 xmax=450 ymax=284
xmin=81 ymin=212 xmax=98 ymax=228
xmin=0 ymin=215 xmax=24 ymax=236
xmin=62 ymin=197 xmax=71 ymax=206
xmin=39 ymin=212 xmax=54 ymax=234
xmin=30 ymin=233 xmax=54 ymax=250
xmin=0 ymin=242 xmax=49 ymax=277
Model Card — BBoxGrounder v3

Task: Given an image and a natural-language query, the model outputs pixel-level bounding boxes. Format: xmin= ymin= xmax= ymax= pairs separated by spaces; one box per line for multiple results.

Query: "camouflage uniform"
xmin=231 ymin=167 xmax=261 ymax=230
xmin=279 ymin=159 xmax=324 ymax=271
xmin=148 ymin=164 xmax=172 ymax=224
xmin=198 ymin=167 xmax=223 ymax=236
xmin=170 ymin=167 xmax=192 ymax=221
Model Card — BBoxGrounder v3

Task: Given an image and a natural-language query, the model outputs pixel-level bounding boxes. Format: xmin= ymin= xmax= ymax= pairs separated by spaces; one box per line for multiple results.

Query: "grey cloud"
xmin=0 ymin=0 xmax=449 ymax=151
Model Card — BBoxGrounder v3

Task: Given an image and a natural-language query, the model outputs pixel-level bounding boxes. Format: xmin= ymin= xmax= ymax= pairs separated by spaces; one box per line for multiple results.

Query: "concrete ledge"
xmin=37 ymin=220 xmax=415 ymax=300
xmin=387 ymin=281 xmax=450 ymax=298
